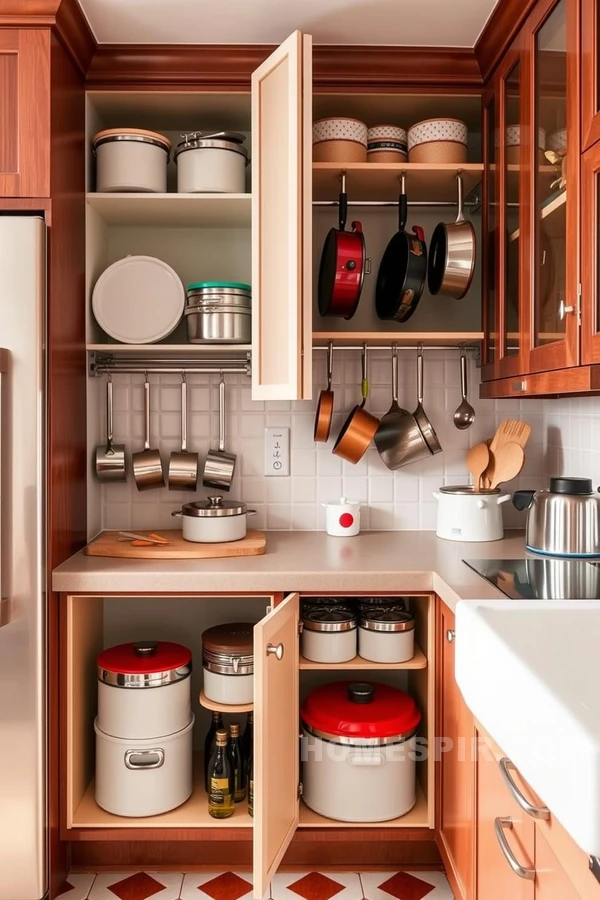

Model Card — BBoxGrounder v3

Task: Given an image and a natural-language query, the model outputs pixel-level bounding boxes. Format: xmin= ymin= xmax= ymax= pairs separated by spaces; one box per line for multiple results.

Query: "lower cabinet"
xmin=534 ymin=827 xmax=580 ymax=900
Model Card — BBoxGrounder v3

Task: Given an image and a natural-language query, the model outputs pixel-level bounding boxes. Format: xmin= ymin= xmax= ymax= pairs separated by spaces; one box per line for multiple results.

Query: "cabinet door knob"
xmin=559 ymin=300 xmax=575 ymax=321
xmin=446 ymin=629 xmax=455 ymax=643
xmin=266 ymin=642 xmax=284 ymax=660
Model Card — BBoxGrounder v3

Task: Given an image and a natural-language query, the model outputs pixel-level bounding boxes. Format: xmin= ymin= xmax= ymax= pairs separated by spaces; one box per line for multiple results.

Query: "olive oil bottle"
xmin=208 ymin=729 xmax=234 ymax=818
xmin=242 ymin=711 xmax=253 ymax=763
xmin=247 ymin=743 xmax=254 ymax=817
xmin=228 ymin=722 xmax=247 ymax=803
xmin=203 ymin=711 xmax=223 ymax=792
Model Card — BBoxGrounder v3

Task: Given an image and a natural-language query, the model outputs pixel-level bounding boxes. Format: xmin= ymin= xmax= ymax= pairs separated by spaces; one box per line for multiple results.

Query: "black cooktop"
xmin=463 ymin=558 xmax=600 ymax=600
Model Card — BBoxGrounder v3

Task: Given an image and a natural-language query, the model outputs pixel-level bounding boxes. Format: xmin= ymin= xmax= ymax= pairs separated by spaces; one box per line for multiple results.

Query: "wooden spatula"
xmin=489 ymin=419 xmax=532 ymax=455
xmin=489 ymin=441 xmax=525 ymax=489
xmin=467 ymin=443 xmax=490 ymax=492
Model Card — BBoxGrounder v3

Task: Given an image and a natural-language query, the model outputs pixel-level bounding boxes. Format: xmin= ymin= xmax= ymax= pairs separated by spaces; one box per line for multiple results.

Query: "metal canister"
xmin=185 ymin=281 xmax=251 ymax=344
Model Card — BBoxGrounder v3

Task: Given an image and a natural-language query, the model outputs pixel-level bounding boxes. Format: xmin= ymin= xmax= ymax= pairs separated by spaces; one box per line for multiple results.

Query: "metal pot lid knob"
xmin=348 ymin=682 xmax=374 ymax=704
xmin=133 ymin=641 xmax=158 ymax=657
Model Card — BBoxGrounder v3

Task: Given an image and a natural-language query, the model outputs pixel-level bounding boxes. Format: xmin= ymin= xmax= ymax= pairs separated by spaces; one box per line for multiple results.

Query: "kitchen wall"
xmin=90 ymin=349 xmax=550 ymax=535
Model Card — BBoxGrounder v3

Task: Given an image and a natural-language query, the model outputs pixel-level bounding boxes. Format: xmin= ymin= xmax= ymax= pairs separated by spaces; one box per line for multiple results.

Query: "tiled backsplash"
xmin=89 ymin=349 xmax=555 ymax=536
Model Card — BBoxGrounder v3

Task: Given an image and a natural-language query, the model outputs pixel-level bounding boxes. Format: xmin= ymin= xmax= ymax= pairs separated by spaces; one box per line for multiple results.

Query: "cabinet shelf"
xmin=199 ymin=691 xmax=252 ymax=714
xmin=509 ymin=189 xmax=566 ymax=243
xmin=299 ymin=646 xmax=427 ymax=670
xmin=312 ymin=332 xmax=483 ymax=347
xmin=86 ymin=193 xmax=251 ymax=228
xmin=313 ymin=162 xmax=483 ymax=202
xmin=87 ymin=343 xmax=251 ymax=356
xmin=297 ymin=784 xmax=428 ymax=829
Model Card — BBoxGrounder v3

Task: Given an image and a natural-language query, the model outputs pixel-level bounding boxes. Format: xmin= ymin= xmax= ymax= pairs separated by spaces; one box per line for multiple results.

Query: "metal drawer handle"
xmin=446 ymin=629 xmax=455 ymax=643
xmin=499 ymin=758 xmax=550 ymax=819
xmin=494 ymin=817 xmax=535 ymax=880
xmin=266 ymin=642 xmax=284 ymax=660
xmin=124 ymin=749 xmax=165 ymax=770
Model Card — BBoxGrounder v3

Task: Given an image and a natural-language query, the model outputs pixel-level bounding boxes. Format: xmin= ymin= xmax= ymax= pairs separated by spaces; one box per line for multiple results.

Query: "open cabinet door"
xmin=251 ymin=32 xmax=312 ymax=401
xmin=253 ymin=593 xmax=300 ymax=898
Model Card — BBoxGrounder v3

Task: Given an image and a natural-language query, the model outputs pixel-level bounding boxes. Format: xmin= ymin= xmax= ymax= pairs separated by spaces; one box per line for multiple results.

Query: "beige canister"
xmin=313 ymin=117 xmax=368 ymax=163
xmin=367 ymin=125 xmax=408 ymax=163
xmin=408 ymin=118 xmax=468 ymax=163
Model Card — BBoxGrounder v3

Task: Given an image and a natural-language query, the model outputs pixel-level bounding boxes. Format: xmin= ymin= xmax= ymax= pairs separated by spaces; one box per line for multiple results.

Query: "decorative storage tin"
xmin=92 ymin=128 xmax=171 ymax=193
xmin=358 ymin=607 xmax=415 ymax=664
xmin=185 ymin=281 xmax=251 ymax=344
xmin=202 ymin=622 xmax=254 ymax=705
xmin=367 ymin=126 xmax=408 ymax=163
xmin=407 ymin=118 xmax=468 ymax=163
xmin=96 ymin=640 xmax=192 ymax=740
xmin=300 ymin=681 xmax=421 ymax=822
xmin=174 ymin=131 xmax=248 ymax=193
xmin=95 ymin=716 xmax=194 ymax=817
xmin=505 ymin=126 xmax=547 ymax=165
xmin=313 ymin=118 xmax=368 ymax=163
xmin=301 ymin=607 xmax=357 ymax=663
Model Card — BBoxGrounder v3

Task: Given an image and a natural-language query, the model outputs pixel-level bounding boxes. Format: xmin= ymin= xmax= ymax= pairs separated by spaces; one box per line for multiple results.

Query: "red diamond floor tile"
xmin=199 ymin=872 xmax=253 ymax=900
xmin=378 ymin=873 xmax=436 ymax=900
xmin=288 ymin=873 xmax=347 ymax=900
xmin=56 ymin=882 xmax=75 ymax=898
xmin=109 ymin=873 xmax=165 ymax=900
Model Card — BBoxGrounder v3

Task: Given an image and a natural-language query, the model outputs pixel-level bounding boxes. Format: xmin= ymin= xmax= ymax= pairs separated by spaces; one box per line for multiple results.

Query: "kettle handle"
xmin=513 ymin=490 xmax=535 ymax=512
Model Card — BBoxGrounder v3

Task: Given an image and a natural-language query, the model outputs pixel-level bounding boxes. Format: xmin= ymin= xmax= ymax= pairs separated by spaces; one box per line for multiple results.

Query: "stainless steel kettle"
xmin=513 ymin=477 xmax=600 ymax=557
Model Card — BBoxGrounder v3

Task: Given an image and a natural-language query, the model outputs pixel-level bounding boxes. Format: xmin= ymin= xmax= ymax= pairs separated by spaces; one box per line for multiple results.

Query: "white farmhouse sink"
xmin=455 ymin=599 xmax=600 ymax=856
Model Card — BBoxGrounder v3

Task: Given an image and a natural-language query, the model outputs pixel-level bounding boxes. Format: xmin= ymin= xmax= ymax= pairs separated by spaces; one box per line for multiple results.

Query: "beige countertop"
xmin=52 ymin=530 xmax=529 ymax=609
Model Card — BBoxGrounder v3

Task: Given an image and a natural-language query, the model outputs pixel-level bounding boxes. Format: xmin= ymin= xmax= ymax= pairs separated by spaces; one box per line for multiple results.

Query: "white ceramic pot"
xmin=202 ymin=622 xmax=254 ymax=705
xmin=92 ymin=129 xmax=171 ymax=193
xmin=97 ymin=640 xmax=192 ymax=740
xmin=94 ymin=716 xmax=194 ymax=817
xmin=175 ymin=132 xmax=248 ymax=193
xmin=322 ymin=497 xmax=361 ymax=536
xmin=433 ymin=485 xmax=511 ymax=542
xmin=300 ymin=682 xmax=420 ymax=823
xmin=358 ymin=608 xmax=415 ymax=664
xmin=173 ymin=497 xmax=257 ymax=543
xmin=301 ymin=607 xmax=357 ymax=663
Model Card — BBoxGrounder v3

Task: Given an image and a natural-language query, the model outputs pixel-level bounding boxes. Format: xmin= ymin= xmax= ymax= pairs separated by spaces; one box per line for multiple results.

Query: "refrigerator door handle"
xmin=0 ymin=349 xmax=9 ymax=627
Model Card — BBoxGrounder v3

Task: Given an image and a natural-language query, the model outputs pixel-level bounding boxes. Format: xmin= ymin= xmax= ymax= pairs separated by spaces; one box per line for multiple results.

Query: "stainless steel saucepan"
xmin=428 ymin=173 xmax=476 ymax=299
xmin=168 ymin=374 xmax=198 ymax=491
xmin=95 ymin=375 xmax=126 ymax=482
xmin=203 ymin=373 xmax=236 ymax=491
xmin=132 ymin=375 xmax=165 ymax=490
xmin=374 ymin=346 xmax=432 ymax=470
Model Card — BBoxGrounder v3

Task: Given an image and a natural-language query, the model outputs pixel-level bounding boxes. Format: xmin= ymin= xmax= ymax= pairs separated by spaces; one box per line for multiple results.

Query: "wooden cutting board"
xmin=85 ymin=529 xmax=266 ymax=559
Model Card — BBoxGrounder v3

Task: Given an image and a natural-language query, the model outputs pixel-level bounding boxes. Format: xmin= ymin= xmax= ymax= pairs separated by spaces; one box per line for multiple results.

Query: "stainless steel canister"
xmin=185 ymin=281 xmax=251 ymax=344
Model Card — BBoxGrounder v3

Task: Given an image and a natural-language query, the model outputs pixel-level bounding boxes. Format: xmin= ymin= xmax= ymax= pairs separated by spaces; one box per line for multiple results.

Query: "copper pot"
xmin=314 ymin=341 xmax=335 ymax=443
xmin=333 ymin=346 xmax=379 ymax=464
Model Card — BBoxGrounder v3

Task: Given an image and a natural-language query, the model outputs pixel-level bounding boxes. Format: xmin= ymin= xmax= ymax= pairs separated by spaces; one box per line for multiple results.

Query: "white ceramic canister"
xmin=92 ymin=128 xmax=171 ymax=193
xmin=300 ymin=682 xmax=421 ymax=823
xmin=433 ymin=485 xmax=511 ymax=542
xmin=322 ymin=497 xmax=361 ymax=537
xmin=202 ymin=622 xmax=254 ymax=705
xmin=301 ymin=606 xmax=357 ymax=664
xmin=358 ymin=607 xmax=415 ymax=664
xmin=173 ymin=496 xmax=257 ymax=543
xmin=174 ymin=131 xmax=248 ymax=193
xmin=94 ymin=716 xmax=194 ymax=817
xmin=97 ymin=640 xmax=192 ymax=740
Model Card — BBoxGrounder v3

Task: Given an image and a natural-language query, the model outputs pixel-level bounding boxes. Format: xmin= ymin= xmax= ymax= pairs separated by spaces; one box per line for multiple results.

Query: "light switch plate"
xmin=264 ymin=426 xmax=290 ymax=477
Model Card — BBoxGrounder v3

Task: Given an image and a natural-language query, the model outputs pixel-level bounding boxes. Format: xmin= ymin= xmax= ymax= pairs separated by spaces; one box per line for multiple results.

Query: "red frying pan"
xmin=318 ymin=174 xmax=367 ymax=319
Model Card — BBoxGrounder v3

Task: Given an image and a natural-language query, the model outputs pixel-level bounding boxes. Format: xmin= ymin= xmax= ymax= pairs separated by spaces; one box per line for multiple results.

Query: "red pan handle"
xmin=351 ymin=221 xmax=363 ymax=233
xmin=412 ymin=225 xmax=425 ymax=241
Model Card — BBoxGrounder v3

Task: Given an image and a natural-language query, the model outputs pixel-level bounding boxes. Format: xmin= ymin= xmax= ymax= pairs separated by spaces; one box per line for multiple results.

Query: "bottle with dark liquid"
xmin=204 ymin=711 xmax=223 ymax=792
xmin=228 ymin=722 xmax=247 ymax=802
xmin=208 ymin=729 xmax=234 ymax=819
xmin=247 ymin=742 xmax=254 ymax=817
xmin=242 ymin=711 xmax=253 ymax=763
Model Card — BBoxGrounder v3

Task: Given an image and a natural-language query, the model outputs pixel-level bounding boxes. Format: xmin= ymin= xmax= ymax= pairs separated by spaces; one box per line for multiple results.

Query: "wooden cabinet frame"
xmin=582 ymin=0 xmax=600 ymax=152
xmin=581 ymin=142 xmax=600 ymax=362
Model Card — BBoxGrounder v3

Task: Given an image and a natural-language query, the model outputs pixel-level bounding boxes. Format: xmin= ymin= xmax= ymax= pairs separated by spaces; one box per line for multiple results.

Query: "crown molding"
xmin=475 ymin=0 xmax=538 ymax=82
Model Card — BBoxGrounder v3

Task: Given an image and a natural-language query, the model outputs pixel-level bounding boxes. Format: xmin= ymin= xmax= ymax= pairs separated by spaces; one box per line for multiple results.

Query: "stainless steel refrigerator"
xmin=0 ymin=215 xmax=47 ymax=900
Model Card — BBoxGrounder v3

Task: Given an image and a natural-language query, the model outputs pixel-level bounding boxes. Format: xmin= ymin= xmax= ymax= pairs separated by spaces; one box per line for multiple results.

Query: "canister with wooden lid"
xmin=92 ymin=128 xmax=172 ymax=193
xmin=202 ymin=622 xmax=254 ymax=705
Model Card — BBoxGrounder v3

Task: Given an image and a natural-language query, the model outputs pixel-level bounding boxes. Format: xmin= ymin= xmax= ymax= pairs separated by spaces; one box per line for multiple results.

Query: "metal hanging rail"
xmin=89 ymin=351 xmax=252 ymax=378
xmin=312 ymin=342 xmax=480 ymax=353
xmin=313 ymin=200 xmax=479 ymax=209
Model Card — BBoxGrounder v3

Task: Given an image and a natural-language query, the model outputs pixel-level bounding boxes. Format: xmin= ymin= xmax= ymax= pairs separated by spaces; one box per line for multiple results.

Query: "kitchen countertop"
xmin=52 ymin=530 xmax=528 ymax=606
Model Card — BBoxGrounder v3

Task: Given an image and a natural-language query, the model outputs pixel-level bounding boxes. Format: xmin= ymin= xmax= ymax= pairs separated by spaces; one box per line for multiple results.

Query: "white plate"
xmin=92 ymin=255 xmax=185 ymax=344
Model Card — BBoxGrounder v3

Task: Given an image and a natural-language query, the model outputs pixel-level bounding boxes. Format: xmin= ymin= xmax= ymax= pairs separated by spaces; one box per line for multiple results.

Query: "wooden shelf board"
xmin=297 ymin=784 xmax=428 ymax=829
xmin=199 ymin=690 xmax=252 ymax=714
xmin=312 ymin=332 xmax=483 ymax=347
xmin=299 ymin=645 xmax=427 ymax=671
xmin=509 ymin=189 xmax=566 ymax=242
xmin=71 ymin=756 xmax=252 ymax=829
xmin=86 ymin=193 xmax=251 ymax=228
xmin=313 ymin=163 xmax=483 ymax=202
xmin=87 ymin=343 xmax=251 ymax=356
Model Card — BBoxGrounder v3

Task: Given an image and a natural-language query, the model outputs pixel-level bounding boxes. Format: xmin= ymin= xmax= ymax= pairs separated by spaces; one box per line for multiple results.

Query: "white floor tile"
xmin=58 ymin=874 xmax=96 ymax=900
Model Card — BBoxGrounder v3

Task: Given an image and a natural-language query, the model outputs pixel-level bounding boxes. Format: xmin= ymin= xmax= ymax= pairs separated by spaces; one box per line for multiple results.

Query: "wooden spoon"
xmin=489 ymin=441 xmax=525 ymax=490
xmin=467 ymin=443 xmax=490 ymax=492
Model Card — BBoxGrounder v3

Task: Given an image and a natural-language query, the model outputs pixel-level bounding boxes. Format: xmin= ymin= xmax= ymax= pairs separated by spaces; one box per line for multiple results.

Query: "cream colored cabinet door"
xmin=251 ymin=32 xmax=312 ymax=401
xmin=253 ymin=593 xmax=300 ymax=898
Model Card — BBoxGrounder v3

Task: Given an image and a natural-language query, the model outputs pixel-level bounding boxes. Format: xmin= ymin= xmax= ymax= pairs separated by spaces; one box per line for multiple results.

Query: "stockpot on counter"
xmin=433 ymin=485 xmax=511 ymax=542
xmin=172 ymin=496 xmax=257 ymax=543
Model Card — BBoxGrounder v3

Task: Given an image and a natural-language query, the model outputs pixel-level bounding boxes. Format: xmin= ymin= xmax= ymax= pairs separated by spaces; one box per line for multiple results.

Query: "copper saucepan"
xmin=314 ymin=341 xmax=335 ymax=443
xmin=332 ymin=344 xmax=379 ymax=464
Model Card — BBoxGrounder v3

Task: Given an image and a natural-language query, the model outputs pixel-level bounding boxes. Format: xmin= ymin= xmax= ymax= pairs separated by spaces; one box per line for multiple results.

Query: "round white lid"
xmin=92 ymin=255 xmax=185 ymax=344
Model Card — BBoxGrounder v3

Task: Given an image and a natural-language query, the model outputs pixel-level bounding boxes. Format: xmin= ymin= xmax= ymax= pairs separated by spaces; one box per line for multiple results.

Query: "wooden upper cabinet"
xmin=581 ymin=141 xmax=600 ymax=363
xmin=435 ymin=602 xmax=475 ymax=900
xmin=0 ymin=29 xmax=50 ymax=198
xmin=582 ymin=0 xmax=600 ymax=151
xmin=251 ymin=32 xmax=312 ymax=402
xmin=253 ymin=592 xmax=300 ymax=899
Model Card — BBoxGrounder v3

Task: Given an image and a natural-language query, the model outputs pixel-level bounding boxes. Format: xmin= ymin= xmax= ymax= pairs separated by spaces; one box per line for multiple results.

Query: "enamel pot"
xmin=318 ymin=175 xmax=367 ymax=319
xmin=172 ymin=496 xmax=257 ymax=543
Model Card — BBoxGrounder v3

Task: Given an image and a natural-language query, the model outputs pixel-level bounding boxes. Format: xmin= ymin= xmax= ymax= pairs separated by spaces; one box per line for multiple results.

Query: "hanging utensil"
xmin=332 ymin=344 xmax=379 ymax=463
xmin=95 ymin=375 xmax=126 ymax=482
xmin=466 ymin=443 xmax=490 ymax=492
xmin=202 ymin=373 xmax=236 ymax=491
xmin=318 ymin=173 xmax=368 ymax=319
xmin=314 ymin=341 xmax=335 ymax=443
xmin=168 ymin=374 xmax=199 ymax=491
xmin=453 ymin=351 xmax=475 ymax=430
xmin=374 ymin=345 xmax=431 ymax=470
xmin=132 ymin=375 xmax=165 ymax=490
xmin=375 ymin=174 xmax=427 ymax=324
xmin=412 ymin=349 xmax=442 ymax=454
xmin=428 ymin=173 xmax=476 ymax=299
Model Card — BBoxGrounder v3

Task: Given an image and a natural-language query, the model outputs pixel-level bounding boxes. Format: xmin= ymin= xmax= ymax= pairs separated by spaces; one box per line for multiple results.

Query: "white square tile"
xmin=266 ymin=504 xmax=291 ymax=529
xmin=316 ymin=449 xmax=342 ymax=477
xmin=292 ymin=449 xmax=317 ymax=477
xmin=267 ymin=479 xmax=291 ymax=503
xmin=291 ymin=478 xmax=317 ymax=504
xmin=57 ymin=873 xmax=96 ymax=900
xmin=271 ymin=870 xmax=362 ymax=900
xmin=291 ymin=505 xmax=317 ymax=530
xmin=89 ymin=872 xmax=183 ymax=900
xmin=369 ymin=503 xmax=394 ymax=530
xmin=369 ymin=477 xmax=394 ymax=504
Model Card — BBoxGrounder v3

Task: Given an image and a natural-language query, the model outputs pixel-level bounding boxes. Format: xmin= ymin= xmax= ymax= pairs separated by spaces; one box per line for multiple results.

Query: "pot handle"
xmin=497 ymin=494 xmax=512 ymax=506
xmin=476 ymin=499 xmax=486 ymax=509
xmin=124 ymin=748 xmax=165 ymax=770
xmin=432 ymin=491 xmax=442 ymax=500
xmin=346 ymin=751 xmax=385 ymax=767
xmin=171 ymin=510 xmax=183 ymax=518
xmin=246 ymin=509 xmax=258 ymax=517
xmin=512 ymin=490 xmax=535 ymax=511
xmin=412 ymin=225 xmax=425 ymax=242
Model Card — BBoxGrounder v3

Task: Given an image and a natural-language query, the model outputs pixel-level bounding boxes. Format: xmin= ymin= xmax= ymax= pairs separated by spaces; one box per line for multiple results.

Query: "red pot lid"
xmin=300 ymin=681 xmax=421 ymax=739
xmin=97 ymin=640 xmax=191 ymax=675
